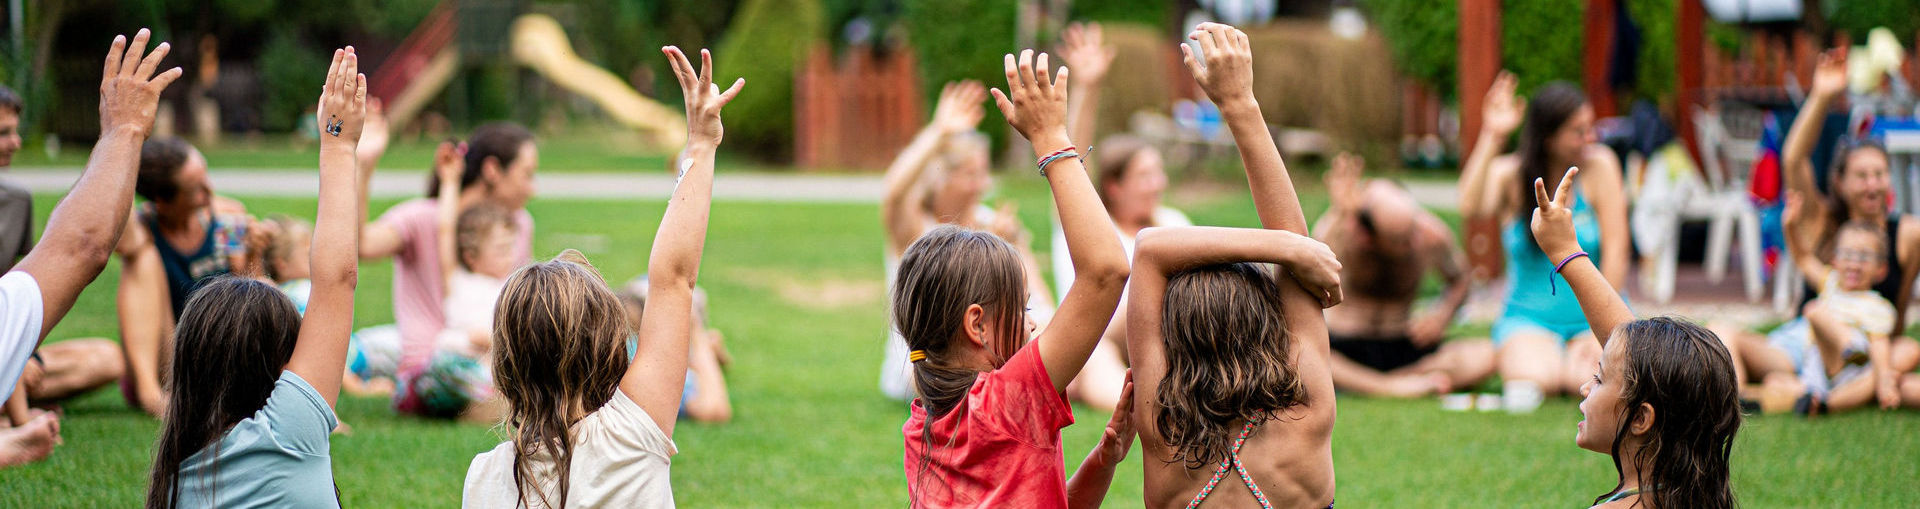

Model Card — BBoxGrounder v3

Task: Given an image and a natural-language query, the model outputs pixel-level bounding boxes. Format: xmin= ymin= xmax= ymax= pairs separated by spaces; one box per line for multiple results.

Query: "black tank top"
xmin=143 ymin=211 xmax=237 ymax=318
xmin=1798 ymin=215 xmax=1905 ymax=313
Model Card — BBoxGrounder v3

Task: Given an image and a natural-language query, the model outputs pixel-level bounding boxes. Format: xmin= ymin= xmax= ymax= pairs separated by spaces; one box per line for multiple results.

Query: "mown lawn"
xmin=3 ymin=174 xmax=1918 ymax=507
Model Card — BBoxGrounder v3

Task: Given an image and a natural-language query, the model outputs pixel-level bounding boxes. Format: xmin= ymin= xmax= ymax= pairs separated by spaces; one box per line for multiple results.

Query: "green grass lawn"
xmin=4 ymin=176 xmax=1919 ymax=506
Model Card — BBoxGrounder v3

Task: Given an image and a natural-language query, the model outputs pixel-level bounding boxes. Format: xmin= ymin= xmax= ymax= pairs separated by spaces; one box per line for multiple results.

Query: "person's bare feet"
xmin=1758 ymin=374 xmax=1805 ymax=415
xmin=1381 ymin=373 xmax=1450 ymax=398
xmin=0 ymin=411 xmax=62 ymax=468
xmin=706 ymin=329 xmax=732 ymax=369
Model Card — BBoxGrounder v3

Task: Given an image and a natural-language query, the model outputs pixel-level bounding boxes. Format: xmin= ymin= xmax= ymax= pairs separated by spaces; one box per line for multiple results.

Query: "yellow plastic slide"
xmin=510 ymin=14 xmax=688 ymax=149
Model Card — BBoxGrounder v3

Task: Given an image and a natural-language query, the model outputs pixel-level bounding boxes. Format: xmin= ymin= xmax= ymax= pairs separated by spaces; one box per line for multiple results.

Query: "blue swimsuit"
xmin=1493 ymin=188 xmax=1605 ymax=345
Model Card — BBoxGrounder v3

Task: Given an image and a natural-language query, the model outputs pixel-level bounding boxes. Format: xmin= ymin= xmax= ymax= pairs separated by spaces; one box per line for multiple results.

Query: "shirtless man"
xmin=1312 ymin=153 xmax=1493 ymax=397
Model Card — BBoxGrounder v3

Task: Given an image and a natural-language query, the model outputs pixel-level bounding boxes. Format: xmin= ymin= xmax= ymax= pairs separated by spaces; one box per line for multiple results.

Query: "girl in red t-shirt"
xmin=896 ymin=48 xmax=1133 ymax=508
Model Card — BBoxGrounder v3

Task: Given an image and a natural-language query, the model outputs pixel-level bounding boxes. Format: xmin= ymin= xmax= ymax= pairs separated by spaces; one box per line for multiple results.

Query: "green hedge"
xmin=903 ymin=0 xmax=1017 ymax=153
xmin=1364 ymin=0 xmax=1685 ymax=103
xmin=714 ymin=0 xmax=826 ymax=161
xmin=1828 ymin=0 xmax=1920 ymax=47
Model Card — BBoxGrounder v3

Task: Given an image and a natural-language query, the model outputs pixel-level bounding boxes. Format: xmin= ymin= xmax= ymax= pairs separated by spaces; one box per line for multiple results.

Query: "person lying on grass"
xmin=1530 ymin=167 xmax=1740 ymax=509
xmin=1127 ymin=23 xmax=1343 ymax=509
xmin=898 ymin=47 xmax=1134 ymax=508
xmin=460 ymin=46 xmax=738 ymax=509
xmin=0 ymin=27 xmax=181 ymax=468
xmin=146 ymin=45 xmax=363 ymax=508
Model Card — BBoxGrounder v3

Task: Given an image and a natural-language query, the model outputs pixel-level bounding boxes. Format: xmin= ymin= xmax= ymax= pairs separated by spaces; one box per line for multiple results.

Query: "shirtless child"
xmin=1312 ymin=153 xmax=1494 ymax=397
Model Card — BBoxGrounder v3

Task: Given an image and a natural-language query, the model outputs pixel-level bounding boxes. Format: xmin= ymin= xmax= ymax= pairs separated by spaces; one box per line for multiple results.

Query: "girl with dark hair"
xmin=1716 ymin=49 xmax=1920 ymax=412
xmin=1047 ymin=21 xmax=1194 ymax=412
xmin=460 ymin=46 xmax=737 ymax=509
xmin=1532 ymin=167 xmax=1741 ymax=509
xmin=1459 ymin=72 xmax=1630 ymax=398
xmin=146 ymin=46 xmax=365 ymax=508
xmin=897 ymin=47 xmax=1134 ymax=507
xmin=356 ymin=105 xmax=538 ymax=420
xmin=1128 ymin=23 xmax=1344 ymax=508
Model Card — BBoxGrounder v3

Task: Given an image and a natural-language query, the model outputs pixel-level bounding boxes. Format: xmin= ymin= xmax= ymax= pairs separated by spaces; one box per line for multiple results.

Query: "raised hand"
xmin=931 ymin=80 xmax=987 ymax=135
xmin=317 ymin=47 xmax=367 ymax=145
xmin=1181 ymin=23 xmax=1255 ymax=108
xmin=1530 ymin=167 xmax=1583 ymax=259
xmin=433 ymin=140 xmax=466 ymax=187
xmin=1325 ymin=151 xmax=1365 ymax=212
xmin=989 ymin=201 xmax=1030 ymax=248
xmin=1284 ymin=231 xmax=1344 ymax=308
xmin=663 ymin=46 xmax=746 ymax=147
xmin=1482 ymin=71 xmax=1524 ymax=138
xmin=1060 ymin=22 xmax=1116 ymax=85
xmin=98 ymin=29 xmax=184 ymax=137
xmin=357 ymin=98 xmax=390 ymax=164
xmin=991 ymin=49 xmax=1072 ymax=148
xmin=1810 ymin=49 xmax=1848 ymax=100
xmin=1091 ymin=371 xmax=1136 ymax=464
xmin=1782 ymin=190 xmax=1807 ymax=230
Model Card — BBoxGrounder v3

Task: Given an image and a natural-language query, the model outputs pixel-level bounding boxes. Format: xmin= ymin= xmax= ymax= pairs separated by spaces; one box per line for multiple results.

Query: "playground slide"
xmin=384 ymin=47 xmax=461 ymax=133
xmin=510 ymin=14 xmax=688 ymax=149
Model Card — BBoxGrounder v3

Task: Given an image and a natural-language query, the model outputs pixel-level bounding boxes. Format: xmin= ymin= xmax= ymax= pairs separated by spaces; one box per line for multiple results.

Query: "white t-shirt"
xmin=438 ymin=270 xmax=505 ymax=357
xmin=1821 ymin=274 xmax=1896 ymax=336
xmin=463 ymin=390 xmax=678 ymax=508
xmin=1051 ymin=206 xmax=1192 ymax=302
xmin=0 ymin=271 xmax=44 ymax=399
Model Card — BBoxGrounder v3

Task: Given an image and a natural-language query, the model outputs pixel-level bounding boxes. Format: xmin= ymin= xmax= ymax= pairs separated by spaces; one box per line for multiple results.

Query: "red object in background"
xmin=1749 ymin=149 xmax=1780 ymax=203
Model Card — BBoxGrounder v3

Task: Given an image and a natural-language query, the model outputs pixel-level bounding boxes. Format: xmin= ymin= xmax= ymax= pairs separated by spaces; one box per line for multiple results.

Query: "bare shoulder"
xmin=212 ymin=196 xmax=248 ymax=216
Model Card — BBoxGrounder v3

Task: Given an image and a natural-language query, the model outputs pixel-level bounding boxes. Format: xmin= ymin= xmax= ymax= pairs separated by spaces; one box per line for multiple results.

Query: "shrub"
xmin=715 ymin=0 xmax=826 ymax=161
xmin=903 ymin=0 xmax=1018 ymax=154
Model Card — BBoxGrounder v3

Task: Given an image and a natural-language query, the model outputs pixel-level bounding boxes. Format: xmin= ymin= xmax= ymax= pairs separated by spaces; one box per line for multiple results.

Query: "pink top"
xmin=901 ymin=344 xmax=1074 ymax=508
xmin=376 ymin=197 xmax=533 ymax=377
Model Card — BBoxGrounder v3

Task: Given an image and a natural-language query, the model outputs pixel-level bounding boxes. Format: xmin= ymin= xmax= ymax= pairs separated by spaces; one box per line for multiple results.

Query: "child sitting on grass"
xmin=261 ymin=214 xmax=396 ymax=398
xmin=1531 ymin=167 xmax=1741 ymax=509
xmin=460 ymin=45 xmax=737 ymax=508
xmin=617 ymin=276 xmax=733 ymax=423
xmin=147 ymin=45 xmax=363 ymax=508
xmin=1777 ymin=191 xmax=1909 ymax=414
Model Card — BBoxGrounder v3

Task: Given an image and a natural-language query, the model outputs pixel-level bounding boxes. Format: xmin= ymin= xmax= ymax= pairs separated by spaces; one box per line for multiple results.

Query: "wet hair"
xmin=1154 ymin=262 xmax=1306 ymax=468
xmin=1819 ymin=138 xmax=1892 ymax=255
xmin=893 ymin=225 xmax=1027 ymax=503
xmin=0 ymin=85 xmax=20 ymax=115
xmin=1597 ymin=317 xmax=1740 ymax=509
xmin=261 ymin=215 xmax=313 ymax=283
xmin=455 ymin=203 xmax=519 ymax=272
xmin=1092 ymin=134 xmax=1154 ymax=214
xmin=137 ymin=137 xmax=196 ymax=202
xmin=146 ymin=277 xmax=309 ymax=509
xmin=1510 ymin=83 xmax=1590 ymax=234
xmin=428 ymin=122 xmax=535 ymax=197
xmin=491 ymin=250 xmax=632 ymax=509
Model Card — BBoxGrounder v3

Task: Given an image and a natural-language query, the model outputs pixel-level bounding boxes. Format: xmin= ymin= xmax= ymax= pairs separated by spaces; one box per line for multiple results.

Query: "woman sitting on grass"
xmin=1531 ymin=167 xmax=1740 ymax=509
xmin=898 ymin=48 xmax=1135 ymax=507
xmin=146 ymin=46 xmax=364 ymax=508
xmin=1126 ymin=23 xmax=1344 ymax=508
xmin=460 ymin=46 xmax=736 ymax=508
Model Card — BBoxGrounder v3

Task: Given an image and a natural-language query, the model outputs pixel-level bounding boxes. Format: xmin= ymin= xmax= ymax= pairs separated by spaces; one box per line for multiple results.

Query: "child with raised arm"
xmin=1126 ymin=23 xmax=1344 ymax=508
xmin=898 ymin=48 xmax=1133 ymax=507
xmin=146 ymin=46 xmax=363 ymax=508
xmin=460 ymin=46 xmax=739 ymax=509
xmin=1778 ymin=190 xmax=1904 ymax=414
xmin=1531 ymin=167 xmax=1740 ymax=509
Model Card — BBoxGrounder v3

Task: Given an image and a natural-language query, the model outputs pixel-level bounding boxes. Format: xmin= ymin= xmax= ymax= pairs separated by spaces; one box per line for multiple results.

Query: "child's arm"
xmin=621 ymin=47 xmax=742 ymax=437
xmin=1184 ymin=23 xmax=1303 ymax=234
xmin=434 ymin=143 xmax=463 ymax=295
xmin=1066 ymin=371 xmax=1133 ymax=509
xmin=1781 ymin=190 xmax=1832 ymax=288
xmin=880 ymin=82 xmax=985 ymax=252
xmin=1530 ymin=167 xmax=1634 ymax=346
xmin=285 ymin=48 xmax=365 ymax=407
xmin=992 ymin=49 xmax=1130 ymax=391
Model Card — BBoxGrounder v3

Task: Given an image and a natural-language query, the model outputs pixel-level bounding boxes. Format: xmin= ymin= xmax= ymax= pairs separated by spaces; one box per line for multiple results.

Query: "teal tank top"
xmin=1499 ymin=187 xmax=1603 ymax=331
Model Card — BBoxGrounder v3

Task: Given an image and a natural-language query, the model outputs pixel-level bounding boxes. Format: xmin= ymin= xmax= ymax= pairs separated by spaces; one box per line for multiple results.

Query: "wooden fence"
xmin=795 ymin=44 xmax=924 ymax=171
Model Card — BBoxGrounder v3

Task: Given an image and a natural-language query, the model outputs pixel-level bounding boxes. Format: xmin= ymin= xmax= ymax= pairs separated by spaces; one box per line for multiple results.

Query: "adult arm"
xmin=1060 ymin=22 xmax=1113 ymax=154
xmin=1780 ymin=49 xmax=1847 ymax=223
xmin=992 ymin=49 xmax=1130 ymax=391
xmin=285 ymin=48 xmax=366 ymax=407
xmin=1411 ymin=217 xmax=1472 ymax=346
xmin=1532 ymin=168 xmax=1635 ymax=346
xmin=1782 ymin=191 xmax=1832 ymax=288
xmin=1459 ymin=72 xmax=1523 ymax=220
xmin=1893 ymin=220 xmax=1919 ymax=338
xmin=13 ymin=30 xmax=180 ymax=340
xmin=880 ymin=82 xmax=985 ymax=253
xmin=1582 ymin=150 xmax=1632 ymax=289
xmin=622 ymin=47 xmax=743 ymax=437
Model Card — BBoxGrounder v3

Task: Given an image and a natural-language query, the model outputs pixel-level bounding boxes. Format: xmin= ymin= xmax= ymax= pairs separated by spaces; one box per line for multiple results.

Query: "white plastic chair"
xmin=1642 ymin=107 xmax=1765 ymax=303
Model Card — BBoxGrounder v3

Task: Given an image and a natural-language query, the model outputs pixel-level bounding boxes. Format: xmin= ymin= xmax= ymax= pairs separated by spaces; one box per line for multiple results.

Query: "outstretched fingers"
xmin=716 ymin=78 xmax=745 ymax=106
xmin=700 ymin=48 xmax=715 ymax=91
xmin=1034 ymin=52 xmax=1051 ymax=93
xmin=663 ymin=46 xmax=695 ymax=95
xmin=1017 ymin=49 xmax=1035 ymax=90
xmin=1553 ymin=167 xmax=1579 ymax=208
xmin=133 ymin=41 xmax=171 ymax=82
xmin=1534 ymin=177 xmax=1553 ymax=210
xmin=103 ymin=34 xmax=128 ymax=80
xmin=120 ymin=29 xmax=151 ymax=79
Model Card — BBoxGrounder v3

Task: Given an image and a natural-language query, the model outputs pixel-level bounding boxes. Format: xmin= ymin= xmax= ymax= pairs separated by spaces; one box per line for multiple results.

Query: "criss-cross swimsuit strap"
xmin=1186 ymin=421 xmax=1271 ymax=509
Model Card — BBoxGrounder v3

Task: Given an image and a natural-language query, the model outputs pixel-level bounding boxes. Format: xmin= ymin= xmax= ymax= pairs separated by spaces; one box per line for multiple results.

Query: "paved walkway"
xmin=1 ymin=167 xmax=1463 ymax=209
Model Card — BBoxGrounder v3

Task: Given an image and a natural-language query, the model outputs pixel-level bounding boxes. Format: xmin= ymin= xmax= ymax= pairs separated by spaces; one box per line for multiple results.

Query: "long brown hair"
xmin=427 ymin=122 xmax=536 ymax=197
xmin=893 ymin=225 xmax=1028 ymax=502
xmin=491 ymin=250 xmax=632 ymax=509
xmin=147 ymin=277 xmax=306 ymax=509
xmin=1510 ymin=83 xmax=1590 ymax=230
xmin=1600 ymin=317 xmax=1740 ymax=509
xmin=1155 ymin=262 xmax=1306 ymax=468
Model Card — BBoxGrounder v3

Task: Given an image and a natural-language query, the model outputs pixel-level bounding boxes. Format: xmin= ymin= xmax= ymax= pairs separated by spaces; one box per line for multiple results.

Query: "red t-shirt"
xmin=901 ymin=344 xmax=1075 ymax=508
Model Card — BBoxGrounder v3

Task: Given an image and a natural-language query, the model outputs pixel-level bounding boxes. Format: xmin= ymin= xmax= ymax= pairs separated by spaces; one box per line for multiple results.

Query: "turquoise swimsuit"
xmin=1493 ymin=187 xmax=1604 ymax=345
